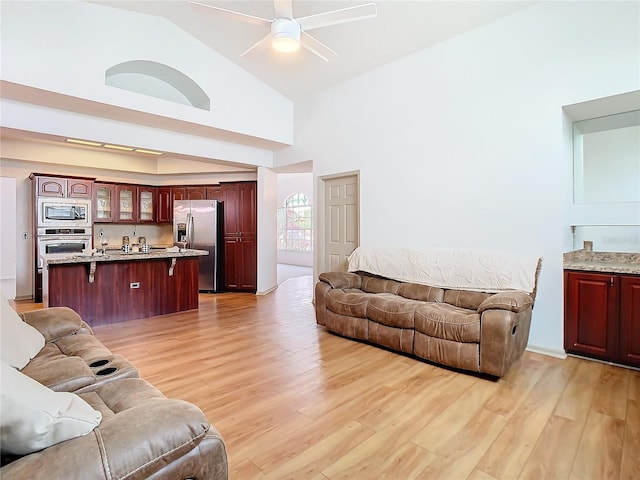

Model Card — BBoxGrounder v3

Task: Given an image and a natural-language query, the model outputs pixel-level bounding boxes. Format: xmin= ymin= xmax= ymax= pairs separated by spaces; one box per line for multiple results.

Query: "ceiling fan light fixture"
xmin=271 ymin=18 xmax=300 ymax=53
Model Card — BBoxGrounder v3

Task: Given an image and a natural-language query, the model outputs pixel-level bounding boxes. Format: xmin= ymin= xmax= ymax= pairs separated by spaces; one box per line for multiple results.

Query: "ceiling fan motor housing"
xmin=271 ymin=18 xmax=301 ymax=52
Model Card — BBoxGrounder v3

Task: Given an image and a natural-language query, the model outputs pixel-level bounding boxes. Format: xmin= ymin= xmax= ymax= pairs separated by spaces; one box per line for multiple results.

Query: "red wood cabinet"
xmin=94 ymin=183 xmax=116 ymax=223
xmin=620 ymin=275 xmax=640 ymax=365
xmin=565 ymin=270 xmax=640 ymax=367
xmin=157 ymin=187 xmax=172 ymax=223
xmin=34 ymin=175 xmax=93 ymax=198
xmin=222 ymin=182 xmax=257 ymax=292
xmin=185 ymin=186 xmax=206 ymax=200
xmin=115 ymin=185 xmax=138 ymax=223
xmin=206 ymin=186 xmax=222 ymax=201
xmin=137 ymin=186 xmax=156 ymax=223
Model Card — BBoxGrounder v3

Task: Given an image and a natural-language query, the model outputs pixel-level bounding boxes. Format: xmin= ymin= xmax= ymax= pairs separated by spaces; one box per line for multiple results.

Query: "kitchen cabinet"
xmin=206 ymin=185 xmax=222 ymax=201
xmin=565 ymin=270 xmax=640 ymax=367
xmin=33 ymin=174 xmax=93 ymax=198
xmin=116 ymin=185 xmax=137 ymax=223
xmin=138 ymin=186 xmax=156 ymax=223
xmin=620 ymin=275 xmax=640 ymax=365
xmin=94 ymin=183 xmax=116 ymax=223
xmin=185 ymin=186 xmax=206 ymax=200
xmin=222 ymin=182 xmax=257 ymax=292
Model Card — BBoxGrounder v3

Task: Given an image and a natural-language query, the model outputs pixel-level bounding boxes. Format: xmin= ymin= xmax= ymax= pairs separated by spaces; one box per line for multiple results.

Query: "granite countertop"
xmin=45 ymin=248 xmax=208 ymax=265
xmin=563 ymin=250 xmax=640 ymax=275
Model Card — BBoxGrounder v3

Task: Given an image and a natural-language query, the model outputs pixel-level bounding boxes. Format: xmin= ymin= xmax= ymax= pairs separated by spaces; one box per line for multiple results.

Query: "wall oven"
xmin=37 ymin=198 xmax=92 ymax=228
xmin=36 ymin=227 xmax=92 ymax=306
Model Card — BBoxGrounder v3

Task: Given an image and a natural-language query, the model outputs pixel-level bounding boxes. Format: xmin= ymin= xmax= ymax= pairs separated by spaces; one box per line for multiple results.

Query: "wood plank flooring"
xmin=12 ymin=276 xmax=640 ymax=479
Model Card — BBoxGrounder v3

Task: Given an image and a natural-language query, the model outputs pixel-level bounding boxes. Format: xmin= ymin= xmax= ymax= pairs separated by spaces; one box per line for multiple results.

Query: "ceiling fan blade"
xmin=241 ymin=33 xmax=273 ymax=57
xmin=190 ymin=1 xmax=272 ymax=27
xmin=297 ymin=3 xmax=377 ymax=32
xmin=273 ymin=0 xmax=293 ymax=19
xmin=300 ymin=32 xmax=338 ymax=62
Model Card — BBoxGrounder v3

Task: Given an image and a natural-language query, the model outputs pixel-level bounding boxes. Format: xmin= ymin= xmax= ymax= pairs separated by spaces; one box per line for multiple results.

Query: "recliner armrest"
xmin=20 ymin=307 xmax=93 ymax=342
xmin=318 ymin=271 xmax=362 ymax=289
xmin=477 ymin=291 xmax=533 ymax=313
xmin=0 ymin=398 xmax=217 ymax=480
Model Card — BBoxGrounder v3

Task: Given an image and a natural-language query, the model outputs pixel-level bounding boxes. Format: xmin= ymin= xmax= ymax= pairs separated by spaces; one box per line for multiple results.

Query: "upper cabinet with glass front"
xmin=138 ymin=187 xmax=156 ymax=223
xmin=116 ymin=185 xmax=137 ymax=223
xmin=94 ymin=183 xmax=115 ymax=223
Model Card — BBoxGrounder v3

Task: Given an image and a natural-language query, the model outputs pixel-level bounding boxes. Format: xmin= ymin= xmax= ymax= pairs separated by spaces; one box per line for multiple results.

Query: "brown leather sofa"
xmin=315 ymin=270 xmax=539 ymax=377
xmin=1 ymin=306 xmax=228 ymax=479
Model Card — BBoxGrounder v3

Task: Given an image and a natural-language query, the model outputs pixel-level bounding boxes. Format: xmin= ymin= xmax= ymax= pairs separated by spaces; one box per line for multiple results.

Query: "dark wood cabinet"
xmin=206 ymin=185 xmax=222 ymax=201
xmin=222 ymin=182 xmax=257 ymax=292
xmin=185 ymin=186 xmax=206 ymax=200
xmin=137 ymin=186 xmax=156 ymax=223
xmin=565 ymin=270 xmax=639 ymax=367
xmin=34 ymin=175 xmax=93 ymax=198
xmin=94 ymin=183 xmax=116 ymax=223
xmin=620 ymin=275 xmax=640 ymax=365
xmin=157 ymin=187 xmax=172 ymax=223
xmin=115 ymin=185 xmax=138 ymax=223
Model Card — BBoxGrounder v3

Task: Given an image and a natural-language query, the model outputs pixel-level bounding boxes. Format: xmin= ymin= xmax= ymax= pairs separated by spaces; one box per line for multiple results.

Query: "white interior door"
xmin=323 ymin=175 xmax=359 ymax=272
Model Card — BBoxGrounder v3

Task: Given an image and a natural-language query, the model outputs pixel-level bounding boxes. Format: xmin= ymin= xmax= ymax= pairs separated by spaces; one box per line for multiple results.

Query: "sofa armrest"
xmin=479 ymin=309 xmax=532 ymax=377
xmin=477 ymin=291 xmax=533 ymax=314
xmin=318 ymin=271 xmax=362 ymax=289
xmin=20 ymin=307 xmax=93 ymax=342
xmin=0 ymin=399 xmax=221 ymax=480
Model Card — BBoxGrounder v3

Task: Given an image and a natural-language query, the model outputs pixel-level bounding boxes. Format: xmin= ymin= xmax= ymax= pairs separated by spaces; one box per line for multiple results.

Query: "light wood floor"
xmin=13 ymin=276 xmax=640 ymax=479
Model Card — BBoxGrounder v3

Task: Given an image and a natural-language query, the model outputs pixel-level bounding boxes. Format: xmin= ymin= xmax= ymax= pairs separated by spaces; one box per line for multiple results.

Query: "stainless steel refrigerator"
xmin=173 ymin=200 xmax=224 ymax=292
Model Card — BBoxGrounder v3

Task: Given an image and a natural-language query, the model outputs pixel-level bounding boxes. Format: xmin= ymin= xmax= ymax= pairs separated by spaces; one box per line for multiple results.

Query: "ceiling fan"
xmin=191 ymin=0 xmax=377 ymax=61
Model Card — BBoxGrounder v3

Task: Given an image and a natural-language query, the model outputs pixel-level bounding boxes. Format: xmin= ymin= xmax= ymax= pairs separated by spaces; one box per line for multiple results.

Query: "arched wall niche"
xmin=105 ymin=60 xmax=210 ymax=110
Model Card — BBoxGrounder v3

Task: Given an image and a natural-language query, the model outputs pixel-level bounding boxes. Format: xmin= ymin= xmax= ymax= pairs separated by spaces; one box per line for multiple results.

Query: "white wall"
xmin=257 ymin=167 xmax=278 ymax=294
xmin=0 ymin=177 xmax=17 ymax=299
xmin=0 ymin=1 xmax=293 ymax=146
xmin=277 ymin=173 xmax=313 ymax=267
xmin=276 ymin=1 xmax=640 ymax=353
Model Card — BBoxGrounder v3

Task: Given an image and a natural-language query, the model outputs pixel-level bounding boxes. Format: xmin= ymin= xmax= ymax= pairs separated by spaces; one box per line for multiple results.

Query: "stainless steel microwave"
xmin=37 ymin=198 xmax=92 ymax=227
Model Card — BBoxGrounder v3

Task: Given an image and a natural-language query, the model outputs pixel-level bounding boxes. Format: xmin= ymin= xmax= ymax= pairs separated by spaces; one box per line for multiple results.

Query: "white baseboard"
xmin=256 ymin=285 xmax=278 ymax=296
xmin=526 ymin=344 xmax=568 ymax=359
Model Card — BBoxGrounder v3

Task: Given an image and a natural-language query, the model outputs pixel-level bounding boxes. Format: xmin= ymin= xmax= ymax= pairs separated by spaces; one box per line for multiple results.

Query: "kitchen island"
xmin=44 ymin=249 xmax=207 ymax=326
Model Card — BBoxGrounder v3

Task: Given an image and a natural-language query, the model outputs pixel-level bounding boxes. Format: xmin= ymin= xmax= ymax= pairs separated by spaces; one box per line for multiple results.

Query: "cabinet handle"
xmin=610 ymin=276 xmax=614 ymax=287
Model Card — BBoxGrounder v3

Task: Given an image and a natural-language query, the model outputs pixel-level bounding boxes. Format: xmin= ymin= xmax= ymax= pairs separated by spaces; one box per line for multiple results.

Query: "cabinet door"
xmin=222 ymin=184 xmax=240 ymax=236
xmin=138 ymin=187 xmax=156 ymax=223
xmin=206 ymin=185 xmax=222 ymax=201
xmin=238 ymin=182 xmax=257 ymax=236
xmin=564 ymin=271 xmax=619 ymax=361
xmin=620 ymin=275 xmax=640 ymax=366
xmin=186 ymin=187 xmax=206 ymax=200
xmin=157 ymin=187 xmax=172 ymax=223
xmin=67 ymin=179 xmax=92 ymax=198
xmin=223 ymin=237 xmax=257 ymax=291
xmin=94 ymin=184 xmax=115 ymax=223
xmin=116 ymin=185 xmax=138 ymax=223
xmin=37 ymin=176 xmax=66 ymax=197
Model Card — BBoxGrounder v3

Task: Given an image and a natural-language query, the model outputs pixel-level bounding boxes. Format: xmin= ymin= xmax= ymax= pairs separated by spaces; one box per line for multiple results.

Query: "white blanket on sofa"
xmin=347 ymin=247 xmax=540 ymax=294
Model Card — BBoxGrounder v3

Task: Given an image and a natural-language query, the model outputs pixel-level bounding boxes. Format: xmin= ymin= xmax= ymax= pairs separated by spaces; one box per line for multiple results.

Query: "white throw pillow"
xmin=0 ymin=360 xmax=102 ymax=455
xmin=0 ymin=293 xmax=45 ymax=369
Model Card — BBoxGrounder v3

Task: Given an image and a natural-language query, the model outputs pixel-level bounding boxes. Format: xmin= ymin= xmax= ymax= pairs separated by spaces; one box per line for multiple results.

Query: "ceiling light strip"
xmin=65 ymin=138 xmax=102 ymax=147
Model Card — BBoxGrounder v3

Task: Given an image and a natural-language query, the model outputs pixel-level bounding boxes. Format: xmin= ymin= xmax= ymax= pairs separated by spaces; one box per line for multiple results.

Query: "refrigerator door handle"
xmin=188 ymin=213 xmax=195 ymax=247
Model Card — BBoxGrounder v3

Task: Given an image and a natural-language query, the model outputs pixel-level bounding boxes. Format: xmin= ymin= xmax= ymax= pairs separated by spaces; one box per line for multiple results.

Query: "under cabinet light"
xmin=65 ymin=138 xmax=102 ymax=147
xmin=103 ymin=144 xmax=135 ymax=151
xmin=134 ymin=149 xmax=163 ymax=155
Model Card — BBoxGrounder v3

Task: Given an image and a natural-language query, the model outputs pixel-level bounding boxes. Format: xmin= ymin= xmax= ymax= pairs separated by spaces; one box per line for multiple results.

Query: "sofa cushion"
xmin=360 ymin=275 xmax=401 ymax=294
xmin=367 ymin=295 xmax=422 ymax=328
xmin=397 ymin=283 xmax=444 ymax=303
xmin=0 ymin=360 xmax=102 ymax=455
xmin=443 ymin=290 xmax=491 ymax=310
xmin=318 ymin=271 xmax=362 ymax=289
xmin=326 ymin=289 xmax=377 ymax=318
xmin=1 ymin=294 xmax=45 ymax=369
xmin=414 ymin=303 xmax=480 ymax=343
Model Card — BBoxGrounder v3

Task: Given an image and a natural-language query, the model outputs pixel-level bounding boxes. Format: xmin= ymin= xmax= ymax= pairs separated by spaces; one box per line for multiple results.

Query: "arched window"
xmin=277 ymin=193 xmax=313 ymax=252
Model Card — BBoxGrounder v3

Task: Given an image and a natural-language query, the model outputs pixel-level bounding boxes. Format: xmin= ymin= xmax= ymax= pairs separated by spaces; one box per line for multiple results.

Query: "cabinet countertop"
xmin=563 ymin=250 xmax=640 ymax=275
xmin=44 ymin=249 xmax=208 ymax=265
